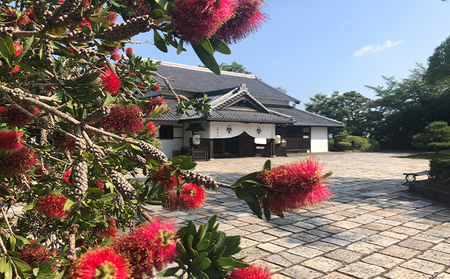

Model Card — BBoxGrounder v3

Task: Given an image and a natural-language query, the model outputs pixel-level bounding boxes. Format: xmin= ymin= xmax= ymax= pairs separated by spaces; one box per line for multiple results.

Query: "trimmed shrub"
xmin=429 ymin=158 xmax=450 ymax=182
xmin=335 ymin=136 xmax=380 ymax=151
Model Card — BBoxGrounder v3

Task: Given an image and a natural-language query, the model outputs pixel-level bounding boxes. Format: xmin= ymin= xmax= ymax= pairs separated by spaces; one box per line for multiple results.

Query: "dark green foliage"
xmin=334 ymin=136 xmax=380 ymax=152
xmin=412 ymin=121 xmax=450 ymax=153
xmin=160 ymin=215 xmax=249 ymax=278
xmin=429 ymin=158 xmax=450 ymax=182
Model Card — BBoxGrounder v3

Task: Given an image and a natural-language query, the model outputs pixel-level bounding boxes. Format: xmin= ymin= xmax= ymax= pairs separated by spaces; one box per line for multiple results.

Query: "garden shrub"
xmin=429 ymin=158 xmax=450 ymax=182
xmin=335 ymin=136 xmax=380 ymax=151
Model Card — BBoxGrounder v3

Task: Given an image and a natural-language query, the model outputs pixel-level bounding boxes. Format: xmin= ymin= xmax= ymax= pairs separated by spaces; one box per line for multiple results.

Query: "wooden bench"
xmin=403 ymin=171 xmax=429 ymax=184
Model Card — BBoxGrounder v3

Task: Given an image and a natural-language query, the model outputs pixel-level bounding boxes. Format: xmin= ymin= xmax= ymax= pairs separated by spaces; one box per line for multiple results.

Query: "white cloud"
xmin=353 ymin=40 xmax=404 ymax=57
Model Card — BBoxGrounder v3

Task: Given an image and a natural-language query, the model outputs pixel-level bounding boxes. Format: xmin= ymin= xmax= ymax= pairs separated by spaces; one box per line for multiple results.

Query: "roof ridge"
xmin=157 ymin=61 xmax=259 ymax=79
xmin=292 ymin=107 xmax=344 ymax=125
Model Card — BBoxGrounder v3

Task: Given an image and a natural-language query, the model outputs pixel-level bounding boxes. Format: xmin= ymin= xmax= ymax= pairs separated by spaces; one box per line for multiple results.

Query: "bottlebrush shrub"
xmin=226 ymin=264 xmax=272 ymax=279
xmin=152 ymin=165 xmax=183 ymax=193
xmin=158 ymin=215 xmax=249 ymax=279
xmin=232 ymin=158 xmax=334 ymax=220
xmin=163 ymin=183 xmax=207 ymax=211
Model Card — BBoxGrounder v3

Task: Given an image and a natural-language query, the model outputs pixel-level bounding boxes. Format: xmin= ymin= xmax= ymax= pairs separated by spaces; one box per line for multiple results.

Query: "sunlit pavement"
xmin=145 ymin=151 xmax=450 ymax=279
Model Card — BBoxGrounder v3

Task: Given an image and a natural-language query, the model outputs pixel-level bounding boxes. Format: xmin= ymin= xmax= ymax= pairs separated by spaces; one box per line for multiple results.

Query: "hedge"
xmin=429 ymin=158 xmax=450 ymax=182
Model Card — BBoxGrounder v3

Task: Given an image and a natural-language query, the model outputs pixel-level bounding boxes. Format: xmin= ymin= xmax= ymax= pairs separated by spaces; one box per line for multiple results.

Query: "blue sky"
xmin=129 ymin=0 xmax=450 ymax=109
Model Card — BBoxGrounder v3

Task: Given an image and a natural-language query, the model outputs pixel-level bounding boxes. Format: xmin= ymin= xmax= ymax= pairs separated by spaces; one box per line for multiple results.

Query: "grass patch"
xmin=403 ymin=150 xmax=450 ymax=159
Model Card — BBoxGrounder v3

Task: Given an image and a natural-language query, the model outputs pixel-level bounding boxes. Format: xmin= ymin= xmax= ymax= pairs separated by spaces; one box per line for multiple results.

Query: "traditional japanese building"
xmin=146 ymin=61 xmax=343 ymax=160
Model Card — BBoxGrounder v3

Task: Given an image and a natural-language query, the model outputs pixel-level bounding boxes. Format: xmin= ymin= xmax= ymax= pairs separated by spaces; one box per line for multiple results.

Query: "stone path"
xmin=145 ymin=152 xmax=450 ymax=279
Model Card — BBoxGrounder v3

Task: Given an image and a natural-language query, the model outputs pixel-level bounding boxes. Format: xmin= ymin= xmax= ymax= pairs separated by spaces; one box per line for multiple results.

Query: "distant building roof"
xmin=269 ymin=106 xmax=344 ymax=127
xmin=154 ymin=61 xmax=300 ymax=103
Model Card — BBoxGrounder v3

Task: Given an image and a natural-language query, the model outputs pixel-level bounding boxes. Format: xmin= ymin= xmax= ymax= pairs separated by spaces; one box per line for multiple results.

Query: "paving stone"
xmin=435 ymin=273 xmax=450 ymax=279
xmin=305 ymin=241 xmax=339 ymax=252
xmin=403 ymin=221 xmax=432 ymax=230
xmin=332 ymin=220 xmax=362 ymax=229
xmin=292 ymin=221 xmax=317 ymax=229
xmin=379 ymin=245 xmax=421 ymax=259
xmin=418 ymin=250 xmax=450 ymax=265
xmin=413 ymin=233 xmax=444 ymax=243
xmin=241 ymin=224 xmax=269 ymax=232
xmin=277 ymin=251 xmax=306 ymax=265
xmin=363 ymin=222 xmax=393 ymax=231
xmin=257 ymin=243 xmax=285 ymax=253
xmin=266 ymin=253 xmax=300 ymax=267
xmin=398 ymin=238 xmax=434 ymax=250
xmin=245 ymin=232 xmax=277 ymax=242
xmin=304 ymin=217 xmax=333 ymax=226
xmin=333 ymin=231 xmax=366 ymax=242
xmin=317 ymin=225 xmax=347 ymax=234
xmin=272 ymin=237 xmax=305 ymax=248
xmin=277 ymin=225 xmax=305 ymax=233
xmin=250 ymin=259 xmax=283 ymax=273
xmin=325 ymin=249 xmax=363 ymax=263
xmin=322 ymin=237 xmax=351 ymax=246
xmin=370 ymin=210 xmax=398 ymax=217
xmin=239 ymin=237 xmax=258 ymax=248
xmin=375 ymin=219 xmax=403 ymax=226
xmin=348 ymin=227 xmax=379 ymax=236
xmin=235 ymin=247 xmax=270 ymax=262
xmin=422 ymin=229 xmax=450 ymax=238
xmin=281 ymin=265 xmax=323 ymax=279
xmin=347 ymin=241 xmax=383 ymax=255
xmin=338 ymin=261 xmax=385 ymax=278
xmin=223 ymin=228 xmax=252 ymax=236
xmin=272 ymin=274 xmax=291 ymax=279
xmin=389 ymin=226 xmax=421 ymax=236
xmin=432 ymin=243 xmax=450 ymax=253
xmin=323 ymin=214 xmax=347 ymax=221
xmin=320 ymin=272 xmax=355 ymax=279
xmin=400 ymin=258 xmax=445 ymax=275
xmin=363 ymin=234 xmax=400 ymax=247
xmin=264 ymin=227 xmax=293 ymax=237
xmin=290 ymin=232 xmax=321 ymax=243
xmin=302 ymin=256 xmax=342 ymax=273
xmin=288 ymin=246 xmax=324 ymax=258
xmin=384 ymin=266 xmax=432 ymax=279
xmin=379 ymin=231 xmax=409 ymax=240
xmin=361 ymin=253 xmax=404 ymax=268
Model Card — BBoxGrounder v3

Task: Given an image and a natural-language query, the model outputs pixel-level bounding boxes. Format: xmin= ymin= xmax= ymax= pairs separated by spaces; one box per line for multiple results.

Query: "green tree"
xmin=412 ymin=121 xmax=450 ymax=152
xmin=424 ymin=35 xmax=450 ymax=85
xmin=276 ymin=86 xmax=287 ymax=94
xmin=219 ymin=61 xmax=252 ymax=74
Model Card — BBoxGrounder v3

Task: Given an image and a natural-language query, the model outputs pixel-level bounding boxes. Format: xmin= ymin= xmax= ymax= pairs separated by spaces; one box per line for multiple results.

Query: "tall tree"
xmin=219 ymin=61 xmax=252 ymax=74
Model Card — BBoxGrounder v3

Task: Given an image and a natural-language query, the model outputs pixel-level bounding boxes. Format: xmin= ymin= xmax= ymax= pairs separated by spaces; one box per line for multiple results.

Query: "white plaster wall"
xmin=159 ymin=139 xmax=183 ymax=158
xmin=199 ymin=122 xmax=275 ymax=139
xmin=152 ymin=121 xmax=184 ymax=158
xmin=311 ymin=127 xmax=329 ymax=153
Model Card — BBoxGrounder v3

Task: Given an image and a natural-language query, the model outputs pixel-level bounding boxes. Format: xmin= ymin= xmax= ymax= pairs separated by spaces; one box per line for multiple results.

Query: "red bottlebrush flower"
xmin=0 ymin=148 xmax=36 ymax=176
xmin=151 ymin=84 xmax=161 ymax=92
xmin=227 ymin=264 xmax=272 ymax=279
xmin=79 ymin=0 xmax=90 ymax=8
xmin=98 ymin=105 xmax=143 ymax=134
xmin=144 ymin=97 xmax=166 ymax=116
xmin=13 ymin=43 xmax=22 ymax=58
xmin=180 ymin=183 xmax=206 ymax=210
xmin=101 ymin=69 xmax=121 ymax=95
xmin=94 ymin=218 xmax=119 ymax=239
xmin=112 ymin=218 xmax=178 ymax=278
xmin=102 ymin=43 xmax=121 ymax=54
xmin=152 ymin=166 xmax=182 ymax=193
xmin=53 ymin=133 xmax=76 ymax=150
xmin=111 ymin=52 xmax=121 ymax=61
xmin=78 ymin=18 xmax=91 ymax=28
xmin=163 ymin=192 xmax=184 ymax=211
xmin=20 ymin=241 xmax=58 ymax=269
xmin=10 ymin=65 xmax=20 ymax=73
xmin=63 ymin=169 xmax=72 ymax=184
xmin=69 ymin=247 xmax=131 ymax=279
xmin=35 ymin=194 xmax=70 ymax=218
xmin=144 ymin=122 xmax=157 ymax=137
xmin=172 ymin=0 xmax=235 ymax=43
xmin=0 ymin=131 xmax=23 ymax=151
xmin=259 ymin=158 xmax=333 ymax=214
xmin=215 ymin=0 xmax=267 ymax=44
xmin=91 ymin=179 xmax=105 ymax=190
xmin=3 ymin=104 xmax=40 ymax=127
xmin=107 ymin=12 xmax=118 ymax=25
xmin=125 ymin=47 xmax=133 ymax=57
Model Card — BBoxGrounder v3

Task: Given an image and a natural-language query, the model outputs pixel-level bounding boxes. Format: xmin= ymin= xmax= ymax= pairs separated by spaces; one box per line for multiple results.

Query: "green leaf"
xmin=0 ymin=37 xmax=13 ymax=63
xmin=154 ymin=0 xmax=170 ymax=10
xmin=242 ymin=184 xmax=266 ymax=198
xmin=9 ymin=236 xmax=15 ymax=252
xmin=206 ymin=215 xmax=218 ymax=231
xmin=4 ymin=261 xmax=12 ymax=279
xmin=177 ymin=39 xmax=184 ymax=55
xmin=154 ymin=30 xmax=168 ymax=53
xmin=192 ymin=44 xmax=220 ymax=75
xmin=246 ymin=201 xmax=262 ymax=219
xmin=11 ymin=258 xmax=31 ymax=272
xmin=215 ymin=257 xmax=234 ymax=266
xmin=22 ymin=203 xmax=34 ymax=211
xmin=192 ymin=271 xmax=209 ymax=279
xmin=63 ymin=199 xmax=75 ymax=211
xmin=223 ymin=236 xmax=241 ymax=256
xmin=15 ymin=236 xmax=30 ymax=245
xmin=230 ymin=260 xmax=250 ymax=268
xmin=98 ymin=193 xmax=117 ymax=202
xmin=234 ymin=188 xmax=255 ymax=202
xmin=200 ymin=40 xmax=214 ymax=55
xmin=191 ymin=252 xmax=211 ymax=271
xmin=0 ymin=256 xmax=6 ymax=272
xmin=156 ymin=267 xmax=180 ymax=277
xmin=196 ymin=240 xmax=210 ymax=251
xmin=210 ymin=38 xmax=231 ymax=55
xmin=231 ymin=171 xmax=260 ymax=187
xmin=263 ymin=159 xmax=271 ymax=171
xmin=15 ymin=35 xmax=34 ymax=63
xmin=263 ymin=207 xmax=271 ymax=221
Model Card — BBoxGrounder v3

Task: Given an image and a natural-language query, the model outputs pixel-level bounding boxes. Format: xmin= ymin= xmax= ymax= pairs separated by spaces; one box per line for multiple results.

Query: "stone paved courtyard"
xmin=145 ymin=151 xmax=450 ymax=279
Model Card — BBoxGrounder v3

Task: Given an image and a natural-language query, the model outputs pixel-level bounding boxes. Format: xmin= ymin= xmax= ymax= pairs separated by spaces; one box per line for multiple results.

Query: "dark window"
xmin=159 ymin=125 xmax=173 ymax=139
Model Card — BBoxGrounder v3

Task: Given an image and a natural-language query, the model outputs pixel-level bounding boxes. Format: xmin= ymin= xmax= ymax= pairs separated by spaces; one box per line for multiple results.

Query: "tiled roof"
xmin=153 ymin=61 xmax=300 ymax=103
xmin=269 ymin=106 xmax=344 ymax=127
